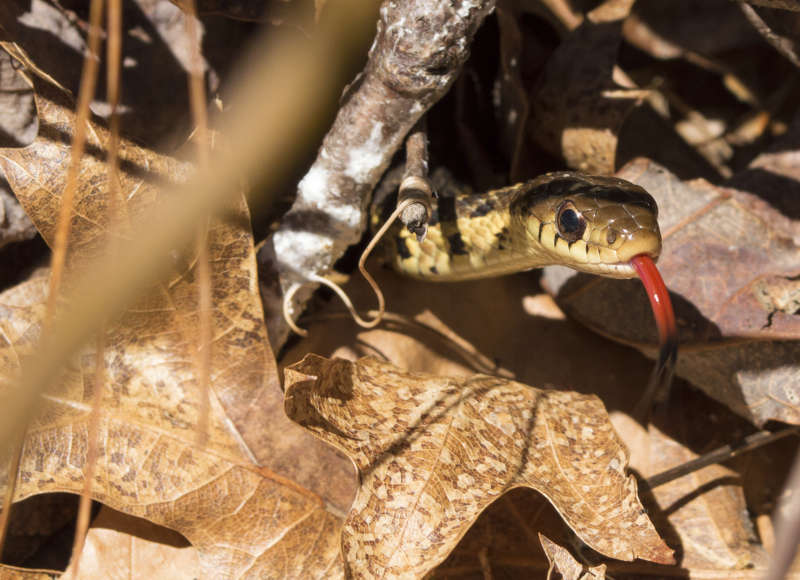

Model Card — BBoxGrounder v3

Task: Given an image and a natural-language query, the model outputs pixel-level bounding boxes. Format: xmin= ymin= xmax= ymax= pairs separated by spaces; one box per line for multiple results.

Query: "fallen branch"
xmin=260 ymin=0 xmax=496 ymax=349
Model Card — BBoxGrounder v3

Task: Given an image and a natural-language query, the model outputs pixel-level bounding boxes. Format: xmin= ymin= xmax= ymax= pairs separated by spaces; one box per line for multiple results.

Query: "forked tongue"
xmin=630 ymin=254 xmax=677 ymax=421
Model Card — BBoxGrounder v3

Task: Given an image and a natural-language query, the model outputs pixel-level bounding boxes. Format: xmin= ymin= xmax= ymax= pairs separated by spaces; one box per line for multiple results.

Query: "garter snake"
xmin=372 ymin=169 xmax=674 ymax=419
xmin=377 ymin=171 xmax=662 ymax=281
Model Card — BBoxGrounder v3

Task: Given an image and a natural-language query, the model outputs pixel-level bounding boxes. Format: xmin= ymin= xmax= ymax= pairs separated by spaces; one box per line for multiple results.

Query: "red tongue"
xmin=630 ymin=254 xmax=678 ymax=420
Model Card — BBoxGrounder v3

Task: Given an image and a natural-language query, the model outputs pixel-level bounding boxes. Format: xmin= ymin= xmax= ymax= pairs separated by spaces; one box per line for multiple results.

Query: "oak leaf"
xmin=0 ymin=55 xmax=352 ymax=577
xmin=0 ymin=253 xmax=345 ymax=579
xmin=0 ymin=57 xmax=355 ymax=509
xmin=284 ymin=354 xmax=674 ymax=579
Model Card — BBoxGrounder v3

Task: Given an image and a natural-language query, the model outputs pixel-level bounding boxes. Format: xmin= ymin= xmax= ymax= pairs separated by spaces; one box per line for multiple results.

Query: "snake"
xmin=373 ymin=169 xmax=675 ymax=417
xmin=378 ymin=171 xmax=662 ymax=282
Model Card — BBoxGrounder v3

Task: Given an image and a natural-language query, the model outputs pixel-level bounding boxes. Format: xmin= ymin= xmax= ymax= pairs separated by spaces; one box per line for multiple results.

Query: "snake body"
xmin=380 ymin=171 xmax=662 ymax=281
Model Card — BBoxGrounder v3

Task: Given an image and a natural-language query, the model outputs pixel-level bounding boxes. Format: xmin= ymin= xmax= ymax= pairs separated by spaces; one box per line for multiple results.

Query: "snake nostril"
xmin=606 ymin=229 xmax=617 ymax=245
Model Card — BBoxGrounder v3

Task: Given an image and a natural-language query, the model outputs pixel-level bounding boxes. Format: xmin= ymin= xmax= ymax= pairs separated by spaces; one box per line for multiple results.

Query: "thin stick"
xmin=1 ymin=0 xmax=105 ymax=560
xmin=46 ymin=0 xmax=105 ymax=322
xmin=397 ymin=120 xmax=433 ymax=239
xmin=0 ymin=431 xmax=24 ymax=554
xmin=183 ymin=0 xmax=212 ymax=448
xmin=645 ymin=427 xmax=799 ymax=489
xmin=70 ymin=1 xmax=123 ymax=571
xmin=739 ymin=1 xmax=800 ymax=68
xmin=105 ymin=0 xmax=125 ymax=227
xmin=70 ymin=331 xmax=106 ymax=576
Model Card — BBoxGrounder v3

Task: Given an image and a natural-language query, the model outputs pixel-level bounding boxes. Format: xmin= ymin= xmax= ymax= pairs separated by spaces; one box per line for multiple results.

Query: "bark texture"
xmin=260 ymin=0 xmax=496 ymax=349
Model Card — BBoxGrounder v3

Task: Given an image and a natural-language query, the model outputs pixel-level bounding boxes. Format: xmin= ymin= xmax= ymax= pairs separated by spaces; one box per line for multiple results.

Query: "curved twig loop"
xmin=282 ymin=198 xmax=420 ymax=335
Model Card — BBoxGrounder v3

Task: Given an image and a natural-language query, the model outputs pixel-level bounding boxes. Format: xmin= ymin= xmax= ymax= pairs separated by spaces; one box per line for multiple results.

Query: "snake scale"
xmin=376 ymin=170 xmax=662 ymax=281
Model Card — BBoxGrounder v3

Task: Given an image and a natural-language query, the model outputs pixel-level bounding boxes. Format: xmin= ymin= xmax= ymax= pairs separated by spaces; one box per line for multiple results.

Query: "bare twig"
xmin=46 ymin=0 xmax=104 ymax=322
xmin=398 ymin=119 xmax=432 ymax=239
xmin=0 ymin=0 xmax=105 ymax=557
xmin=183 ymin=0 xmax=213 ymax=450
xmin=645 ymin=427 xmax=799 ymax=489
xmin=736 ymin=0 xmax=800 ymax=10
xmin=70 ymin=330 xmax=106 ymax=576
xmin=739 ymin=1 xmax=800 ymax=68
xmin=69 ymin=0 xmax=124 ymax=571
xmin=263 ymin=0 xmax=497 ymax=349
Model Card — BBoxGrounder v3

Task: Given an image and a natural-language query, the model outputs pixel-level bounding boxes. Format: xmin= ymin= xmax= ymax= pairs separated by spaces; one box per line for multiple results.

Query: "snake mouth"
xmin=592 ymin=261 xmax=637 ymax=278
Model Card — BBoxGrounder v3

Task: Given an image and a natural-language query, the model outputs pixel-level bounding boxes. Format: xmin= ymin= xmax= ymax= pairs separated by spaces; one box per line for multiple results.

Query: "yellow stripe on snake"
xmin=376 ymin=171 xmax=662 ymax=281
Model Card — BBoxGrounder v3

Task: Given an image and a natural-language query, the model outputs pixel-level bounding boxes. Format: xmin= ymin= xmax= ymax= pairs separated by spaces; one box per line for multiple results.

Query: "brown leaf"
xmin=528 ymin=0 xmax=642 ymax=174
xmin=284 ymin=354 xmax=674 ymax=578
xmin=542 ymin=157 xmax=800 ymax=425
xmin=436 ymin=384 xmax=779 ymax=578
xmin=540 ymin=533 xmax=607 ymax=580
xmin=64 ymin=506 xmax=201 ymax=579
xmin=0 ymin=60 xmax=355 ymax=509
xmin=0 ymin=275 xmax=345 ymax=578
xmin=0 ymin=58 xmax=353 ymax=575
xmin=613 ymin=401 xmax=770 ymax=574
xmin=0 ymin=567 xmax=54 ymax=579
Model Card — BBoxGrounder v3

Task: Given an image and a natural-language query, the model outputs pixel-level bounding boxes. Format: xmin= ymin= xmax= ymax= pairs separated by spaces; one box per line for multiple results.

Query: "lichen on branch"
xmin=260 ymin=0 xmax=496 ymax=348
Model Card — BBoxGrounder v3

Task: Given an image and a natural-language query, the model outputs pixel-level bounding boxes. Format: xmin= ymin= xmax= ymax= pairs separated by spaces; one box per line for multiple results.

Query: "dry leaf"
xmin=0 ymin=59 xmax=356 ymax=509
xmin=0 ymin=567 xmax=54 ymax=579
xmin=542 ymin=157 xmax=800 ymax=425
xmin=0 ymin=56 xmax=352 ymax=577
xmin=63 ymin=506 xmax=201 ymax=580
xmin=540 ymin=533 xmax=607 ymax=580
xmin=529 ymin=0 xmax=642 ymax=174
xmin=284 ymin=354 xmax=673 ymax=578
xmin=0 ymin=264 xmax=345 ymax=579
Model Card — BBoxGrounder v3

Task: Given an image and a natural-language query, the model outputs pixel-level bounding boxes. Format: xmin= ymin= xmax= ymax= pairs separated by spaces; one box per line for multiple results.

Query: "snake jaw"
xmin=582 ymin=261 xmax=639 ymax=278
xmin=516 ymin=174 xmax=663 ymax=279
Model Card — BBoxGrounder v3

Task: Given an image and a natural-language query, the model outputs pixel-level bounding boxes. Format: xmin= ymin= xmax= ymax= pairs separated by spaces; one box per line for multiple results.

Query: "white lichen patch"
xmin=272 ymin=229 xmax=334 ymax=277
xmin=345 ymin=122 xmax=385 ymax=183
xmin=296 ymin=165 xmax=332 ymax=206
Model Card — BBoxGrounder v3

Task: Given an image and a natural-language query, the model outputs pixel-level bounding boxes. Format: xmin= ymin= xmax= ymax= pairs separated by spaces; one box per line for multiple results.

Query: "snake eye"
xmin=556 ymin=201 xmax=586 ymax=243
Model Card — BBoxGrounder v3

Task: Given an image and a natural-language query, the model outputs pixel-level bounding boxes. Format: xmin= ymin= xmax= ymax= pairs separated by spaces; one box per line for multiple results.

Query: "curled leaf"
xmin=285 ymin=354 xmax=674 ymax=578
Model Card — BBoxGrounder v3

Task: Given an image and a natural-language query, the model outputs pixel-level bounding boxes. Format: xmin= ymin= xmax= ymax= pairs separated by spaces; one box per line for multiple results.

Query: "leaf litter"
xmin=0 ymin=53 xmax=352 ymax=577
xmin=0 ymin=0 xmax=799 ymax=577
xmin=284 ymin=354 xmax=673 ymax=578
xmin=542 ymin=157 xmax=800 ymax=426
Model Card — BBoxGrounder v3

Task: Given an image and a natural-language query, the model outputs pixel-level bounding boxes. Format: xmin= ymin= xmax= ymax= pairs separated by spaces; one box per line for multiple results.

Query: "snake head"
xmin=513 ymin=172 xmax=662 ymax=279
